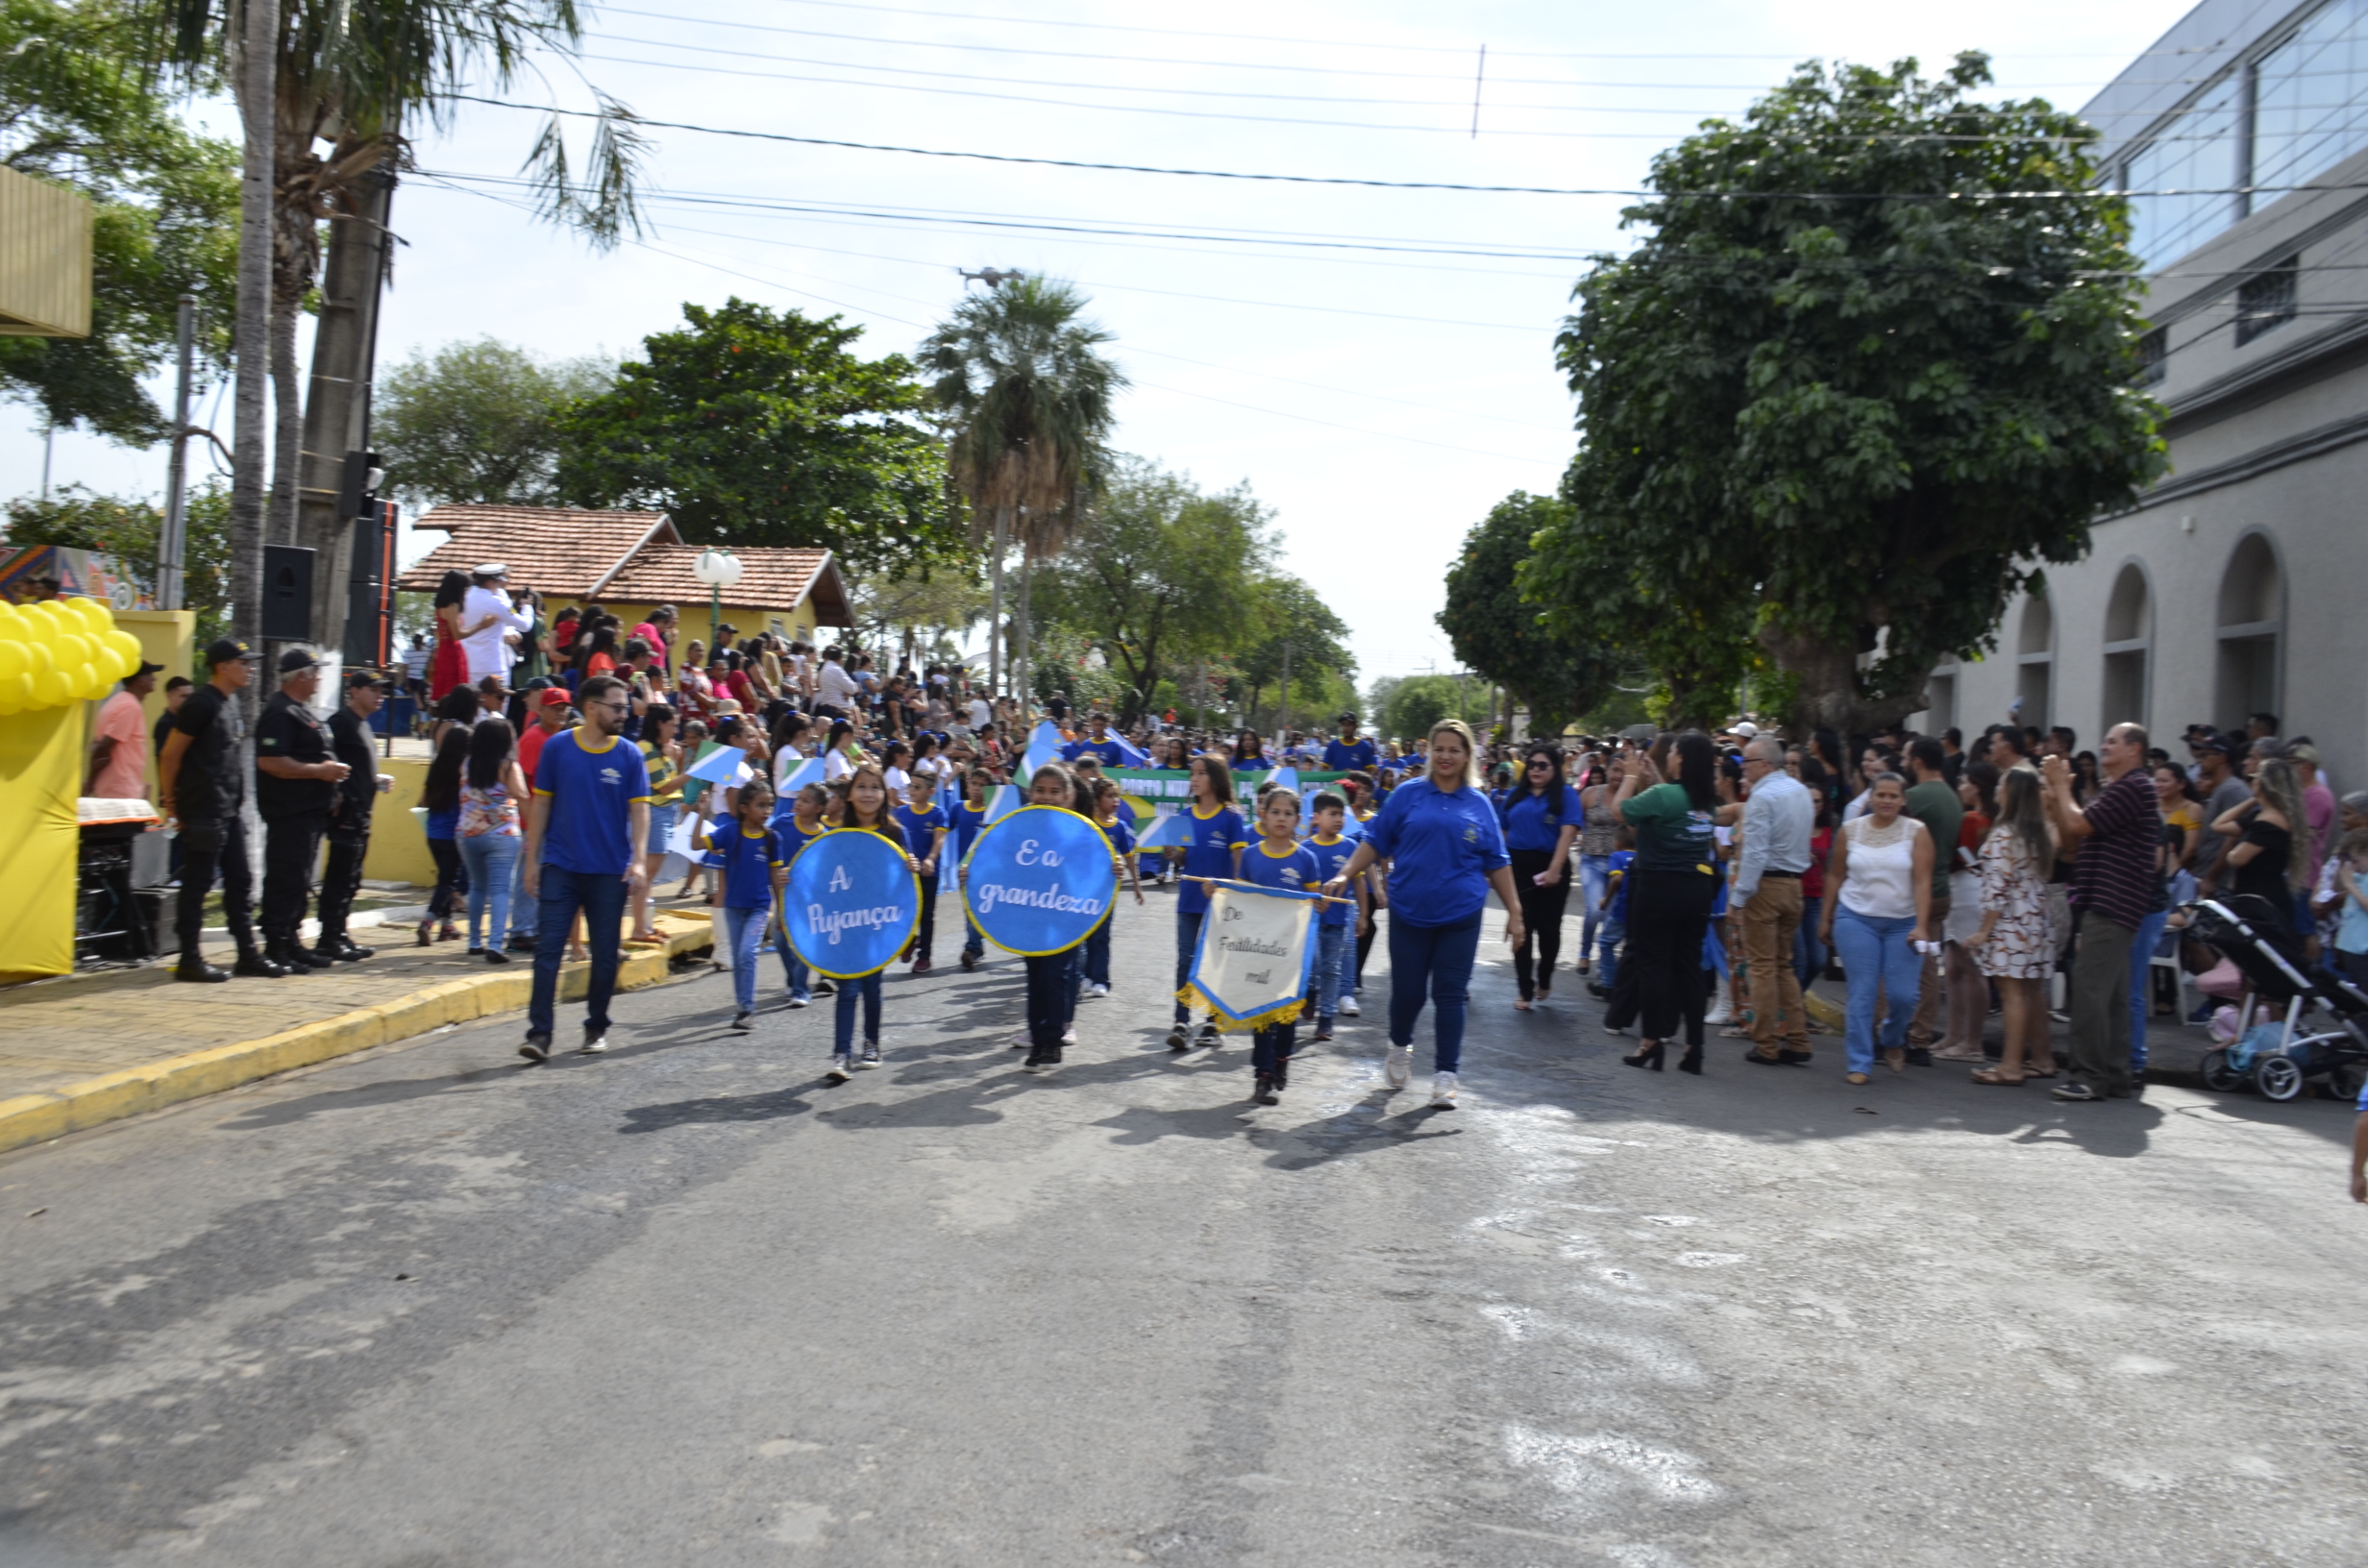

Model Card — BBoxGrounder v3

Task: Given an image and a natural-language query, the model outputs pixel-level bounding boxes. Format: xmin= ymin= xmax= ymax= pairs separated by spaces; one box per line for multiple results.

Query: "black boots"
xmin=174 ymin=952 xmax=229 ymax=983
xmin=233 ymin=943 xmax=287 ymax=979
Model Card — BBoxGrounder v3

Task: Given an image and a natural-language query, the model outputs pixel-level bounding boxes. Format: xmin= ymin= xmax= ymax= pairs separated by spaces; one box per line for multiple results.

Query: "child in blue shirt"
xmin=1169 ymin=756 xmax=1246 ymax=1052
xmin=1302 ymin=791 xmax=1367 ymax=1041
xmin=893 ymin=773 xmax=950 ymax=974
xmin=1084 ymin=778 xmax=1146 ymax=995
xmin=698 ymin=777 xmax=786 ymax=1031
xmin=953 ymin=768 xmax=994 ymax=971
xmin=771 ymin=782 xmax=828 ymax=1006
xmin=1237 ymin=786 xmax=1324 ymax=1104
xmin=1592 ymin=842 xmax=1637 ymax=1000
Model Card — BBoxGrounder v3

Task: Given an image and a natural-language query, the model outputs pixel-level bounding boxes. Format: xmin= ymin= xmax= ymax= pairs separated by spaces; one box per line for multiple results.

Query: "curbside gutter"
xmin=0 ymin=919 xmax=715 ymax=1156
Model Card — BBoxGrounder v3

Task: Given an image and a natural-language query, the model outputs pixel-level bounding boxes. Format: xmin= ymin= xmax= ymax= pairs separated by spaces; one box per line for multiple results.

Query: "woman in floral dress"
xmin=1965 ymin=767 xmax=2059 ymax=1084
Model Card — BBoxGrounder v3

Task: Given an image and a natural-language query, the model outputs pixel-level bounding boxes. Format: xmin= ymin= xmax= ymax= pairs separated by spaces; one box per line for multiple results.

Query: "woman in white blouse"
xmin=1816 ymin=772 xmax=1934 ymax=1085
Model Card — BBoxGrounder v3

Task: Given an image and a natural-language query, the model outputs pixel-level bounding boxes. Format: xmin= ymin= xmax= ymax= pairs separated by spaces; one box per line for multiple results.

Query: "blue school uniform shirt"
xmin=1098 ymin=812 xmax=1137 ymax=858
xmin=952 ymin=797 xmax=991 ymax=859
xmin=773 ymin=815 xmax=827 ymax=864
xmin=532 ymin=728 xmax=653 ymax=875
xmin=702 ymin=818 xmax=783 ymax=910
xmin=1178 ymin=802 xmax=1248 ymax=916
xmin=1323 ymin=736 xmax=1379 ymax=772
xmin=1302 ymin=832 xmax=1359 ymax=928
xmin=1500 ymin=782 xmax=1586 ymax=854
xmin=1241 ymin=838 xmax=1322 ymax=896
xmin=1063 ymin=736 xmax=1126 ymax=766
xmin=893 ymin=800 xmax=949 ymax=863
xmin=1605 ymin=848 xmax=1637 ymax=920
xmin=1360 ymin=776 xmax=1511 ymax=928
xmin=1229 ymin=755 xmax=1272 ymax=774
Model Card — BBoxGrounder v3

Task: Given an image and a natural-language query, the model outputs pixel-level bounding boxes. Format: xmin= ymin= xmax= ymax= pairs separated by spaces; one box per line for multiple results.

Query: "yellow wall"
xmin=360 ymin=756 xmax=437 ymax=887
xmin=598 ymin=598 xmax=821 ymax=661
xmin=116 ymin=608 xmax=193 ymax=799
xmin=0 ymin=703 xmax=80 ymax=982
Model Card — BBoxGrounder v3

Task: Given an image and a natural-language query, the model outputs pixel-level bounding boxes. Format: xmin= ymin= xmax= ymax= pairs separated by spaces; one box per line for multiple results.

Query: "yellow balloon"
xmin=15 ymin=610 xmax=53 ymax=652
xmin=0 ymin=604 xmax=20 ymax=639
xmin=0 ymin=673 xmax=26 ymax=715
xmin=0 ymin=641 xmax=23 ymax=683
xmin=69 ymin=597 xmax=112 ymax=633
xmin=54 ymin=631 xmax=90 ymax=670
xmin=105 ymin=628 xmax=144 ymax=674
xmin=33 ymin=669 xmax=72 ymax=708
xmin=21 ymin=640 xmax=53 ymax=679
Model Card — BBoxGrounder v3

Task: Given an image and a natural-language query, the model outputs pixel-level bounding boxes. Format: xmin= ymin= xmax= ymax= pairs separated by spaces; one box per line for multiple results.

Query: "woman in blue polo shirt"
xmin=1322 ymin=719 xmax=1524 ymax=1109
xmin=1498 ymin=745 xmax=1584 ymax=1011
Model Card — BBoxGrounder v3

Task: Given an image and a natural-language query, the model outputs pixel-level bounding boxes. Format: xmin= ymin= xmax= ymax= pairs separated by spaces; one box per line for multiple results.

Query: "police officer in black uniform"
xmin=255 ymin=647 xmax=351 ymax=971
xmin=159 ymin=638 xmax=276 ymax=983
xmin=313 ymin=669 xmax=388 ymax=963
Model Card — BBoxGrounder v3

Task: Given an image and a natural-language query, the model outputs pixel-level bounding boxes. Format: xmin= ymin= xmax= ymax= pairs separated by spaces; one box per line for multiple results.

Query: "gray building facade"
xmin=1916 ymin=0 xmax=2368 ymax=788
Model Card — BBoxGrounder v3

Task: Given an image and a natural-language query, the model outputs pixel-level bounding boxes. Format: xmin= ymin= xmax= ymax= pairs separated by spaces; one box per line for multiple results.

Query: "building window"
xmin=2215 ymin=532 xmax=2283 ymax=733
xmin=1922 ymin=668 xmax=1958 ymax=737
xmin=2126 ymin=73 xmax=2245 ymax=267
xmin=2015 ymin=591 xmax=2054 ymax=733
xmin=2234 ymin=256 xmax=2300 ymax=346
xmin=2253 ymin=0 xmax=2368 ymax=205
xmin=2102 ymin=563 xmax=2151 ymax=735
xmin=2135 ymin=326 xmax=2167 ymax=386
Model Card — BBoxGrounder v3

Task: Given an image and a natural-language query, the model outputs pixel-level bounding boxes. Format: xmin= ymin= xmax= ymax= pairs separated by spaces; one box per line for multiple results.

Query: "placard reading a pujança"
xmin=781 ymin=827 xmax=921 ymax=979
xmin=962 ymin=804 xmax=1116 ymax=956
xmin=1184 ymin=882 xmax=1319 ymax=1032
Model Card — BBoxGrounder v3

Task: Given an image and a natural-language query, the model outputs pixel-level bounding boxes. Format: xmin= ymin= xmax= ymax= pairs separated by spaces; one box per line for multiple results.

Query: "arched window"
xmin=2015 ymin=591 xmax=2054 ymax=732
xmin=2216 ymin=532 xmax=2283 ymax=733
xmin=2102 ymin=562 xmax=2151 ymax=734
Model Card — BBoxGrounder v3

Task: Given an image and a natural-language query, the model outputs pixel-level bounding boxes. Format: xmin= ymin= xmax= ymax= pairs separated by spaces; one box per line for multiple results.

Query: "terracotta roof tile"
xmin=396 ymin=504 xmax=679 ymax=599
xmin=605 ymin=545 xmax=852 ymax=626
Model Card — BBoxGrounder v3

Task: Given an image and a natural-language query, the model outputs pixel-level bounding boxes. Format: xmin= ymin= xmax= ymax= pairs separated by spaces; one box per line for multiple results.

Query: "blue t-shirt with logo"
xmin=1361 ymin=776 xmax=1511 ymax=928
xmin=1302 ymin=833 xmax=1359 ymax=928
xmin=1241 ymin=839 xmax=1321 ymax=896
xmin=1063 ymin=737 xmax=1126 ymax=766
xmin=1500 ymin=782 xmax=1586 ymax=853
xmin=1178 ymin=803 xmax=1247 ymax=916
xmin=533 ymin=729 xmax=652 ymax=875
xmin=703 ymin=818 xmax=783 ymax=911
xmin=1098 ymin=812 xmax=1137 ymax=858
xmin=893 ymin=801 xmax=949 ymax=864
xmin=1323 ymin=736 xmax=1378 ymax=772
xmin=952 ymin=797 xmax=991 ymax=859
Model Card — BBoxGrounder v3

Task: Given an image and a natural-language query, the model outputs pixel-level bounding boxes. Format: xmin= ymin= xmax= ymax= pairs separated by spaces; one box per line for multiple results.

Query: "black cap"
xmin=132 ymin=659 xmax=166 ymax=678
xmin=204 ymin=637 xmax=260 ymax=668
xmin=344 ymin=669 xmax=388 ymax=691
xmin=278 ymin=646 xmax=324 ymax=675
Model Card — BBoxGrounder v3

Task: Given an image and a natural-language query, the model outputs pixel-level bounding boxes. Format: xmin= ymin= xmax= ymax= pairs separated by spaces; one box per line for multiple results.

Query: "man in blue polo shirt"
xmin=1323 ymin=712 xmax=1378 ymax=772
xmin=1062 ymin=712 xmax=1127 ymax=768
xmin=521 ymin=674 xmax=652 ymax=1061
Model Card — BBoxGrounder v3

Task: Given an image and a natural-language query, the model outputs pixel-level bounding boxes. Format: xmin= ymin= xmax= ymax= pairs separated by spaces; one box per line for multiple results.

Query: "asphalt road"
xmin=4 ymin=891 xmax=2365 ymax=1567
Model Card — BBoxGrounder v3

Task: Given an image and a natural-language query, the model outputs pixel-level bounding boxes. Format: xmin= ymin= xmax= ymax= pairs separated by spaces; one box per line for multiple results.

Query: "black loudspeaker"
xmin=261 ymin=544 xmax=315 ymax=641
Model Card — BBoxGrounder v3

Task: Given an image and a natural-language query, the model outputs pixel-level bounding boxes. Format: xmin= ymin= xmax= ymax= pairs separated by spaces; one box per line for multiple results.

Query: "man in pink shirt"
xmin=506 ymin=688 xmax=578 ymax=951
xmin=87 ymin=660 xmax=164 ymax=800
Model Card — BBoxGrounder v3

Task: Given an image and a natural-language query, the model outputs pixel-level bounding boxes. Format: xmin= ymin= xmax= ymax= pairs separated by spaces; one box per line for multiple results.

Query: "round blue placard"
xmin=781 ymin=827 xmax=921 ymax=979
xmin=963 ymin=805 xmax=1117 ymax=957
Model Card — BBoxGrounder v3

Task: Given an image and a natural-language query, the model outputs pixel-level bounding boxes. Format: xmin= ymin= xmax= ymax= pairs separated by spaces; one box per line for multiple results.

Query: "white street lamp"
xmin=692 ymin=547 xmax=744 ymax=650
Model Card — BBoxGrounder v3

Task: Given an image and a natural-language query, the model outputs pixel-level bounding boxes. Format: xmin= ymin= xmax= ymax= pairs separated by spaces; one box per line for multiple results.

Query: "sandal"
xmin=1717 ymin=1026 xmax=1756 ymax=1040
xmin=1845 ymin=1071 xmax=1870 ymax=1086
xmin=2023 ymin=1065 xmax=2060 ymax=1079
xmin=1515 ymin=996 xmax=1532 ymax=1012
xmin=1883 ymin=1048 xmax=1906 ymax=1075
xmin=1969 ymin=1068 xmax=2025 ymax=1086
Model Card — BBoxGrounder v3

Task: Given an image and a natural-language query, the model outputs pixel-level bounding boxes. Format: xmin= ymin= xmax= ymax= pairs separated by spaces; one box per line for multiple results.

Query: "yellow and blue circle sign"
xmin=781 ymin=827 xmax=921 ymax=979
xmin=962 ymin=805 xmax=1116 ymax=957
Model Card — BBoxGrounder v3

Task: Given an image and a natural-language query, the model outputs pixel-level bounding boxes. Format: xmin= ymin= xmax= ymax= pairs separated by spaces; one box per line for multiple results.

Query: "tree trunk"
xmin=1015 ymin=552 xmax=1032 ymax=719
xmin=987 ymin=504 xmax=1007 ymax=698
xmin=295 ymin=161 xmax=395 ymax=649
xmin=229 ymin=0 xmax=276 ymax=663
xmin=1758 ymin=623 xmax=1935 ymax=735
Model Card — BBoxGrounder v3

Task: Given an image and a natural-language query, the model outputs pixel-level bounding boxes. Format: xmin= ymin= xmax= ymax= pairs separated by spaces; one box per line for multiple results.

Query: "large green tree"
xmin=4 ymin=480 xmax=232 ymax=641
xmin=1527 ymin=53 xmax=2166 ymax=732
xmin=1235 ymin=576 xmax=1354 ymax=731
xmin=1438 ymin=490 xmax=1620 ymax=734
xmin=374 ymin=337 xmax=613 ymax=508
xmin=1030 ymin=455 xmax=1270 ymax=724
xmin=555 ymin=298 xmax=957 ymax=571
xmin=0 ymin=0 xmax=236 ymax=441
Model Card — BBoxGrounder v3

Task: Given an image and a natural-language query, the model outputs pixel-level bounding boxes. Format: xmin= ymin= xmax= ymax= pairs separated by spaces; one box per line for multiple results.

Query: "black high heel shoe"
xmin=1622 ymin=1041 xmax=1665 ymax=1071
xmin=1678 ymin=1043 xmax=1704 ymax=1075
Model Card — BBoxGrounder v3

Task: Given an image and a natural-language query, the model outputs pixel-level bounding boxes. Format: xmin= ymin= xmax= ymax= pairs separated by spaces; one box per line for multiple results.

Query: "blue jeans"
xmin=1579 ymin=855 xmax=1613 ymax=967
xmin=529 ymin=866 xmax=628 ymax=1039
xmin=1832 ymin=906 xmax=1920 ymax=1074
xmin=832 ymin=972 xmax=881 ymax=1055
xmin=506 ymin=846 xmax=533 ymax=943
xmin=1085 ymin=913 xmax=1113 ymax=989
xmin=1253 ymin=1018 xmax=1296 ymax=1077
xmin=722 ymin=903 xmax=769 ymax=1013
xmin=1388 ymin=913 xmax=1483 ymax=1074
xmin=775 ymin=927 xmax=812 ymax=1001
xmin=1174 ymin=911 xmax=1204 ymax=1023
xmin=2127 ymin=907 xmax=2170 ymax=1075
xmin=1314 ymin=922 xmax=1349 ymax=1018
xmin=1595 ymin=918 xmax=1626 ymax=992
xmin=1794 ymin=894 xmax=1827 ymax=988
xmin=457 ymin=832 xmax=519 ymax=950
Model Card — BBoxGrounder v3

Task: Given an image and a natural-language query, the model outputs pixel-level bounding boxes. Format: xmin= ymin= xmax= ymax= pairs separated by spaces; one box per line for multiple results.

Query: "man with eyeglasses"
xmin=520 ymin=674 xmax=652 ymax=1061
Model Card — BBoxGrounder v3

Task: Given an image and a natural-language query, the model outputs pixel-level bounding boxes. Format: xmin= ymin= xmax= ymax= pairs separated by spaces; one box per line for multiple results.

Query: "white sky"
xmin=2 ymin=0 xmax=2182 ymax=683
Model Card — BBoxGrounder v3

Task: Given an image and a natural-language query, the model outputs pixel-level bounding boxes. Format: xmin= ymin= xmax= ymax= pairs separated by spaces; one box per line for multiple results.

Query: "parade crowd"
xmin=109 ymin=560 xmax=2368 ymax=1122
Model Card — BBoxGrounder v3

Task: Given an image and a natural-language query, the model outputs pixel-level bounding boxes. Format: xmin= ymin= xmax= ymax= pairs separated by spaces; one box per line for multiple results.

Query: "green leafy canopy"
xmin=1438 ymin=490 xmax=1621 ymax=734
xmin=1526 ymin=52 xmax=2167 ymax=731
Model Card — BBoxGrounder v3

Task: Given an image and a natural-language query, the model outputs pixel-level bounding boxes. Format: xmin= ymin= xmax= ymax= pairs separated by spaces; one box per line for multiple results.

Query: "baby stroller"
xmin=2187 ymin=895 xmax=2368 ymax=1102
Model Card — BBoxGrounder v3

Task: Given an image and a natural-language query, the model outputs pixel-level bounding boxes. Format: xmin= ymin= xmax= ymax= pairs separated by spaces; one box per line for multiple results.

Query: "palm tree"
xmin=919 ymin=275 xmax=1124 ymax=706
xmin=152 ymin=0 xmax=645 ymax=638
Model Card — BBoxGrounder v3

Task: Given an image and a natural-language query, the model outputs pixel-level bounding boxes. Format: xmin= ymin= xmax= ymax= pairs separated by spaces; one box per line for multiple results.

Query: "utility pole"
xmin=1278 ymin=630 xmax=1293 ymax=747
xmin=159 ymin=294 xmax=196 ymax=611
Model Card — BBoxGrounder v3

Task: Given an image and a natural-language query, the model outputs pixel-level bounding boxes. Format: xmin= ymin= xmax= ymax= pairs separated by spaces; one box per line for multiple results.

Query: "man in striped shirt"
xmin=2041 ymin=723 xmax=2161 ymax=1103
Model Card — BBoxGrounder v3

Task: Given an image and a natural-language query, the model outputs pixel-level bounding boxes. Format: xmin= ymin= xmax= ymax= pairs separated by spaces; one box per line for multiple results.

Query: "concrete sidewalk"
xmin=0 ymin=906 xmax=716 ymax=1154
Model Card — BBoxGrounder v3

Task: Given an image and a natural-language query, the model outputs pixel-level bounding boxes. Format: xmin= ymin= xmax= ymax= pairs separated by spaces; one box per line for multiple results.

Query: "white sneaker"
xmin=1704 ymin=997 xmax=1732 ymax=1026
xmin=1430 ymin=1070 xmax=1459 ymax=1108
xmin=1340 ymin=997 xmax=1361 ymax=1017
xmin=1061 ymin=1025 xmax=1077 ymax=1045
xmin=1384 ymin=1045 xmax=1413 ymax=1090
xmin=826 ymin=1055 xmax=852 ymax=1083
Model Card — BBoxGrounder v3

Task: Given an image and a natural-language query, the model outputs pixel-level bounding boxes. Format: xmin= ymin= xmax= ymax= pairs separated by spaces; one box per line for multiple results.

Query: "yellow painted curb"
xmin=0 ymin=919 xmax=715 ymax=1156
